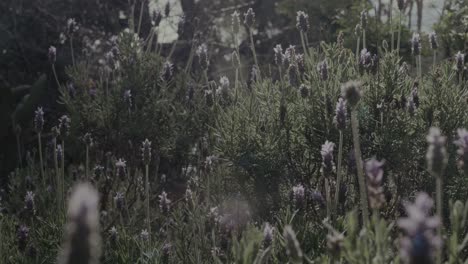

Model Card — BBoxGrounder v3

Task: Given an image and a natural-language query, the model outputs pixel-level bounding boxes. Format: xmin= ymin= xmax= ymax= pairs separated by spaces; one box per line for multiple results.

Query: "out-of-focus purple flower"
xmin=141 ymin=139 xmax=152 ymax=165
xmin=365 ymin=158 xmax=385 ymax=210
xmin=296 ymin=54 xmax=305 ymax=76
xmin=263 ymin=223 xmax=274 ymax=248
xmin=115 ymin=158 xmax=126 ymax=179
xmin=109 ymin=226 xmax=118 ymax=244
xmin=114 ymin=192 xmax=125 ymax=211
xmin=292 ymin=184 xmax=305 ymax=209
xmin=159 ymin=191 xmax=171 ymax=214
xmin=321 ymin=141 xmax=335 ymax=176
xmin=454 ymin=129 xmax=468 ymax=175
xmin=426 ymin=127 xmax=447 ymax=175
xmin=231 ymin=11 xmax=241 ymax=34
xmin=24 ymin=191 xmax=35 ymax=214
xmin=360 ymin=11 xmax=367 ymax=30
xmin=296 ymin=11 xmax=309 ymax=33
xmin=196 ymin=44 xmax=209 ymax=70
xmin=299 ymin=84 xmax=309 ymax=98
xmin=273 ymin=44 xmax=283 ymax=66
xmin=411 ymin=33 xmax=421 ymax=55
xmin=397 ymin=192 xmax=441 ymax=264
xmin=354 ymin=24 xmax=362 ymax=37
xmin=327 ymin=231 xmax=344 ymax=256
xmin=428 ymin=32 xmax=438 ymax=50
xmin=283 ymin=45 xmax=296 ymax=67
xmin=455 ymin=51 xmax=465 ymax=72
xmin=334 ymin=98 xmax=347 ymax=130
xmin=162 ymin=242 xmax=172 ymax=259
xmin=317 ymin=60 xmax=329 ymax=81
xmin=244 ymin=8 xmax=255 ymax=28
xmin=66 ymin=18 xmax=79 ymax=36
xmin=83 ymin=133 xmax=93 ymax=147
xmin=161 ymin=61 xmax=174 ymax=81
xmin=398 ymin=0 xmax=406 ymax=11
xmin=17 ymin=225 xmax=30 ymax=251
xmin=140 ymin=229 xmax=150 ymax=241
xmin=34 ymin=107 xmax=44 ymax=133
xmin=341 ymin=81 xmax=362 ymax=108
xmin=58 ymin=115 xmax=71 ymax=138
xmin=123 ymin=90 xmax=132 ymax=108
xmin=48 ymin=46 xmax=57 ymax=64
xmin=360 ymin=48 xmax=372 ymax=68
xmin=288 ymin=63 xmax=299 ymax=87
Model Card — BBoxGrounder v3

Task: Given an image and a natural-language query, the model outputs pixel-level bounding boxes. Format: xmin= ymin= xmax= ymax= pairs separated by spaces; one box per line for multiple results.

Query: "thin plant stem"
xmin=52 ymin=64 xmax=62 ymax=90
xmin=334 ymin=130 xmax=344 ymax=218
xmin=233 ymin=34 xmax=244 ymax=84
xmin=70 ymin=37 xmax=75 ymax=67
xmin=137 ymin=0 xmax=146 ymax=36
xmin=356 ymin=37 xmax=361 ymax=65
xmin=37 ymin=133 xmax=45 ymax=186
xmin=145 ymin=164 xmax=150 ymax=236
xmin=418 ymin=54 xmax=422 ymax=80
xmin=61 ymin=140 xmax=65 ymax=206
xmin=397 ymin=11 xmax=402 ymax=55
xmin=249 ymin=29 xmax=259 ymax=73
xmin=436 ymin=174 xmax=443 ymax=264
xmin=363 ymin=29 xmax=366 ymax=50
xmin=325 ymin=178 xmax=331 ymax=221
xmin=433 ymin=50 xmax=437 ymax=69
xmin=351 ymin=109 xmax=369 ymax=226
xmin=390 ymin=4 xmax=394 ymax=51
xmin=54 ymin=139 xmax=60 ymax=209
xmin=300 ymin=31 xmax=309 ymax=59
xmin=85 ymin=145 xmax=89 ymax=181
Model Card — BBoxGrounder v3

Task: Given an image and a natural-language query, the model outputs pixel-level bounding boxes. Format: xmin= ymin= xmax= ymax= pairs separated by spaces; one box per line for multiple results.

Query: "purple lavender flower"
xmin=66 ymin=18 xmax=79 ymax=36
xmin=115 ymin=158 xmax=126 ymax=179
xmin=341 ymin=81 xmax=362 ymax=108
xmin=48 ymin=46 xmax=57 ymax=64
xmin=162 ymin=242 xmax=172 ymax=259
xmin=58 ymin=115 xmax=71 ymax=138
xmin=365 ymin=158 xmax=385 ymax=209
xmin=123 ymin=90 xmax=132 ymax=108
xmin=327 ymin=231 xmax=344 ymax=256
xmin=141 ymin=139 xmax=152 ymax=165
xmin=114 ymin=192 xmax=125 ymax=211
xmin=411 ymin=33 xmax=421 ymax=56
xmin=24 ymin=191 xmax=35 ymax=214
xmin=244 ymin=8 xmax=255 ymax=28
xmin=17 ymin=225 xmax=30 ymax=251
xmin=218 ymin=76 xmax=230 ymax=100
xmin=454 ymin=129 xmax=468 ymax=174
xmin=140 ymin=229 xmax=150 ymax=241
xmin=299 ymin=84 xmax=309 ymax=98
xmin=196 ymin=44 xmax=209 ymax=70
xmin=360 ymin=48 xmax=372 ymax=68
xmin=109 ymin=226 xmax=118 ymax=244
xmin=34 ymin=107 xmax=44 ymax=133
xmin=263 ymin=223 xmax=274 ymax=248
xmin=426 ymin=127 xmax=447 ymax=175
xmin=231 ymin=11 xmax=241 ymax=34
xmin=83 ymin=133 xmax=93 ymax=147
xmin=334 ymin=98 xmax=347 ymax=130
xmin=161 ymin=61 xmax=173 ymax=82
xmin=321 ymin=141 xmax=336 ymax=177
xmin=360 ymin=11 xmax=368 ymax=30
xmin=397 ymin=0 xmax=406 ymax=11
xmin=296 ymin=11 xmax=309 ymax=33
xmin=296 ymin=54 xmax=305 ymax=77
xmin=354 ymin=24 xmax=362 ymax=37
xmin=283 ymin=45 xmax=296 ymax=67
xmin=428 ymin=32 xmax=438 ymax=50
xmin=288 ymin=63 xmax=299 ymax=87
xmin=159 ymin=191 xmax=171 ymax=214
xmin=317 ymin=60 xmax=329 ymax=81
xmin=398 ymin=192 xmax=441 ymax=264
xmin=273 ymin=44 xmax=283 ymax=66
xmin=455 ymin=51 xmax=465 ymax=72
xmin=292 ymin=184 xmax=305 ymax=209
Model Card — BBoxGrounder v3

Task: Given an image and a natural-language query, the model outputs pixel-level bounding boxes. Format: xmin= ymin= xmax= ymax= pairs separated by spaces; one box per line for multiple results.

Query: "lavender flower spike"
xmin=454 ymin=128 xmax=468 ymax=174
xmin=321 ymin=141 xmax=335 ymax=176
xmin=334 ymin=98 xmax=347 ymax=130
xmin=296 ymin=11 xmax=309 ymax=33
xmin=34 ymin=107 xmax=44 ymax=133
xmin=426 ymin=127 xmax=447 ymax=176
xmin=365 ymin=158 xmax=385 ymax=209
xmin=243 ymin=8 xmax=255 ymax=28
xmin=411 ymin=33 xmax=421 ymax=55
